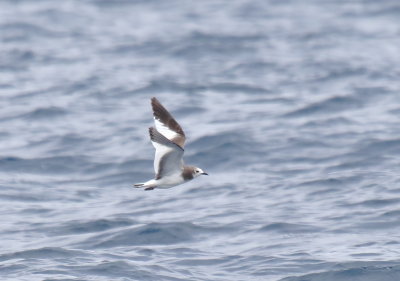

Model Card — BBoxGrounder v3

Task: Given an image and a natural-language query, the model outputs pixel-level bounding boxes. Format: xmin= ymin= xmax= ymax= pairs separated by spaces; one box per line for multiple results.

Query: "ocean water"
xmin=1 ymin=0 xmax=400 ymax=280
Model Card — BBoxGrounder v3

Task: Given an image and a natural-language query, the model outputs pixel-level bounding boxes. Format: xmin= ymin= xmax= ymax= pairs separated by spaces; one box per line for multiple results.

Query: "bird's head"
xmin=193 ymin=167 xmax=208 ymax=178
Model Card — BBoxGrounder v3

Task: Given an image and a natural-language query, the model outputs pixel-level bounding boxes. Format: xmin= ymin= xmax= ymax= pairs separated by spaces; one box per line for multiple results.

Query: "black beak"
xmin=202 ymin=172 xmax=208 ymax=175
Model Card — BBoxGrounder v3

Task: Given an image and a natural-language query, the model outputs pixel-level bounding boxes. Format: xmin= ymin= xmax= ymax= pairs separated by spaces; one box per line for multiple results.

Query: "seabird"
xmin=134 ymin=97 xmax=208 ymax=191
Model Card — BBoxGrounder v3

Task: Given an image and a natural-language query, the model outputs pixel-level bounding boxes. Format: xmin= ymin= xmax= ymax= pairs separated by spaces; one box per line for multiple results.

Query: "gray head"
xmin=183 ymin=166 xmax=208 ymax=181
xmin=192 ymin=167 xmax=208 ymax=178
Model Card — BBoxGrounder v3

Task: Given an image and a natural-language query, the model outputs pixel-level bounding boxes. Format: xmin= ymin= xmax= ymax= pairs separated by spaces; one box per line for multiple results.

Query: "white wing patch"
xmin=154 ymin=118 xmax=181 ymax=141
xmin=149 ymin=127 xmax=184 ymax=179
xmin=151 ymin=97 xmax=186 ymax=148
xmin=151 ymin=139 xmax=170 ymax=175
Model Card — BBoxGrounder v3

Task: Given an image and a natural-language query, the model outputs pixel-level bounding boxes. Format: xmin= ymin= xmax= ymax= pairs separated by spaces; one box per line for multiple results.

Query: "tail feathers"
xmin=133 ymin=180 xmax=156 ymax=190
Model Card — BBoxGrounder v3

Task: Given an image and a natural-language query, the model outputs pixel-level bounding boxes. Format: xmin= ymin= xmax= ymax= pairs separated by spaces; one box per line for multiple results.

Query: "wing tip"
xmin=148 ymin=127 xmax=184 ymax=151
xmin=151 ymin=97 xmax=164 ymax=118
xmin=150 ymin=97 xmax=186 ymax=140
xmin=151 ymin=97 xmax=160 ymax=108
xmin=148 ymin=127 xmax=155 ymax=141
xmin=148 ymin=126 xmax=165 ymax=144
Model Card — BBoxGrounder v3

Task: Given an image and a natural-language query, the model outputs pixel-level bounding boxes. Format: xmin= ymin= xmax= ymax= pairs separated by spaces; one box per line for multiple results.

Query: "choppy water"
xmin=1 ymin=0 xmax=400 ymax=280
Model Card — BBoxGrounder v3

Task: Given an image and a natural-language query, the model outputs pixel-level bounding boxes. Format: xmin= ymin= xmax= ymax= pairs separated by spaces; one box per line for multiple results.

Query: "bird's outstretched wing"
xmin=149 ymin=127 xmax=184 ymax=179
xmin=151 ymin=97 xmax=186 ymax=148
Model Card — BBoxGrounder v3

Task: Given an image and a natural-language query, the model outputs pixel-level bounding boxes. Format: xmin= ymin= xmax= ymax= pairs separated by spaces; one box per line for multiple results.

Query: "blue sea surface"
xmin=1 ymin=0 xmax=400 ymax=280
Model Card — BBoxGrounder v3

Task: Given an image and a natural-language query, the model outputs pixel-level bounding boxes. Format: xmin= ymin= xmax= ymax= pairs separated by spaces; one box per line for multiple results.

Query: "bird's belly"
xmin=156 ymin=174 xmax=185 ymax=188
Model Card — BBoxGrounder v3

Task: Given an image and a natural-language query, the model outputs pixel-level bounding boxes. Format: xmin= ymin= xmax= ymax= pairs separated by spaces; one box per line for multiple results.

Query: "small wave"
xmin=298 ymin=177 xmax=353 ymax=188
xmin=128 ymin=80 xmax=269 ymax=97
xmin=0 ymin=247 xmax=83 ymax=262
xmin=259 ymin=222 xmax=321 ymax=234
xmin=129 ymin=80 xmax=206 ymax=96
xmin=0 ymin=156 xmax=93 ymax=175
xmin=23 ymin=106 xmax=67 ymax=120
xmin=352 ymin=198 xmax=400 ymax=208
xmin=64 ymin=260 xmax=149 ymax=279
xmin=80 ymin=222 xmax=205 ymax=248
xmin=380 ymin=210 xmax=400 ymax=218
xmin=189 ymin=131 xmax=259 ymax=169
xmin=50 ymin=218 xmax=135 ymax=236
xmin=355 ymin=220 xmax=400 ymax=231
xmin=284 ymin=96 xmax=363 ymax=117
xmin=280 ymin=264 xmax=400 ymax=281
xmin=1 ymin=22 xmax=60 ymax=39
xmin=355 ymin=139 xmax=400 ymax=157
xmin=206 ymin=82 xmax=269 ymax=94
xmin=172 ymin=31 xmax=264 ymax=57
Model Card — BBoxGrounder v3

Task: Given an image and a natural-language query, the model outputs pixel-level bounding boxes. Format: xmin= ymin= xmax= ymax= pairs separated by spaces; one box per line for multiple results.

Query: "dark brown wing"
xmin=151 ymin=97 xmax=186 ymax=148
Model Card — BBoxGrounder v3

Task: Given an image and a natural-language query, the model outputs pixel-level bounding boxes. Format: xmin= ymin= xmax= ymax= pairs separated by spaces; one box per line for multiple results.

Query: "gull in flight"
xmin=134 ymin=97 xmax=208 ymax=190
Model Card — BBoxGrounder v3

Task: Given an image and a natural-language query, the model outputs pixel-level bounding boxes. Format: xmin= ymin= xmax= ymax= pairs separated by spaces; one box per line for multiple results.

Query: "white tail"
xmin=133 ymin=179 xmax=157 ymax=189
